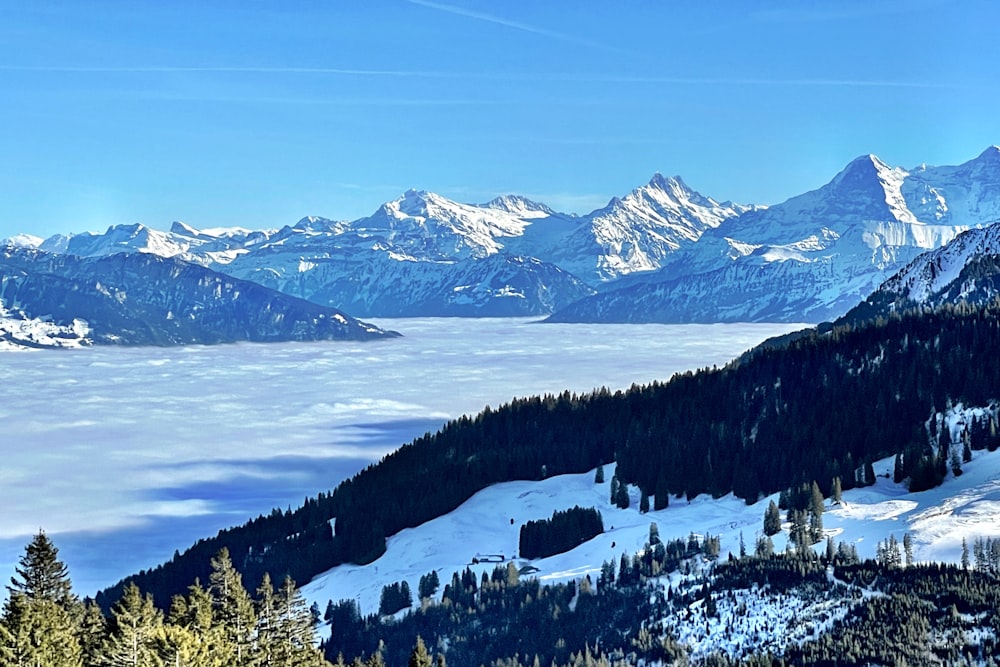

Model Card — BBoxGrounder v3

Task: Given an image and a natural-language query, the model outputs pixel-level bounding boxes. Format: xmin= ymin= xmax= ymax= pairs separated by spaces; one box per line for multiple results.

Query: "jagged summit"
xmin=480 ymin=194 xmax=555 ymax=218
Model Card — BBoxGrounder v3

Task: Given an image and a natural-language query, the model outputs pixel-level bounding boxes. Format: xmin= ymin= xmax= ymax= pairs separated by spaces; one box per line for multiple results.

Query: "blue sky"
xmin=2 ymin=1 xmax=999 ymax=239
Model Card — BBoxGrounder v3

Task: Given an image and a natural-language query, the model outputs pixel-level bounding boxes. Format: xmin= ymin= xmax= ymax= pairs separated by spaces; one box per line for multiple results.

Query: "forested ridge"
xmin=100 ymin=301 xmax=1000 ymax=612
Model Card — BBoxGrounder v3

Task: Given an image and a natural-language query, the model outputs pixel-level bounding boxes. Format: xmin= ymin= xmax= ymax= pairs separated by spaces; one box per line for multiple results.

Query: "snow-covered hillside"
xmin=849 ymin=222 xmax=1000 ymax=320
xmin=303 ymin=404 xmax=1000 ymax=624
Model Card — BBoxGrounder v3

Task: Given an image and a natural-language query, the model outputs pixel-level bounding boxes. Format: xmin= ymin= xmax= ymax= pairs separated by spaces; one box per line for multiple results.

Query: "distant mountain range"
xmin=5 ymin=146 xmax=1000 ymax=345
xmin=0 ymin=246 xmax=397 ymax=347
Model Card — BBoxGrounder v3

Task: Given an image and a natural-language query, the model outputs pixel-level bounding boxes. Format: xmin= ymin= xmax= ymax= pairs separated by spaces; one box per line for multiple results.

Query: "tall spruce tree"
xmin=208 ymin=548 xmax=256 ymax=666
xmin=98 ymin=582 xmax=164 ymax=667
xmin=763 ymin=500 xmax=782 ymax=537
xmin=1 ymin=531 xmax=83 ymax=667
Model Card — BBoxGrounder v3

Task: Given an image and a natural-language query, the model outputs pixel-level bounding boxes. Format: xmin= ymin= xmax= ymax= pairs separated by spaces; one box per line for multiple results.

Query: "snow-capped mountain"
xmin=528 ymin=173 xmax=753 ymax=283
xmin=550 ymin=148 xmax=1000 ymax=324
xmin=19 ymin=147 xmax=1000 ymax=323
xmin=0 ymin=245 xmax=396 ymax=348
xmin=846 ymin=222 xmax=1000 ymax=321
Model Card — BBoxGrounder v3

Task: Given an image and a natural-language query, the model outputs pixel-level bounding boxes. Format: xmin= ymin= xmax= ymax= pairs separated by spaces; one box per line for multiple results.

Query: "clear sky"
xmin=2 ymin=1 xmax=999 ymax=240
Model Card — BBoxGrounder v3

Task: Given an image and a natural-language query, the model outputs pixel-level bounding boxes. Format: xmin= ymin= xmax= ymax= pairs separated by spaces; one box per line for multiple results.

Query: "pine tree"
xmin=808 ymin=481 xmax=824 ymax=543
xmin=902 ymin=533 xmax=914 ymax=566
xmin=79 ymin=599 xmax=108 ymax=667
xmin=408 ymin=636 xmax=433 ymax=667
xmin=97 ymin=582 xmax=164 ymax=667
xmin=272 ymin=575 xmax=328 ymax=666
xmin=594 ymin=465 xmax=604 ymax=484
xmin=161 ymin=580 xmax=231 ymax=667
xmin=639 ymin=490 xmax=650 ymax=514
xmin=256 ymin=573 xmax=278 ymax=667
xmin=7 ymin=530 xmax=76 ymax=606
xmin=831 ymin=476 xmax=843 ymax=505
xmin=763 ymin=500 xmax=782 ymax=537
xmin=208 ymin=548 xmax=256 ymax=666
xmin=1 ymin=531 xmax=83 ymax=667
xmin=615 ymin=481 xmax=630 ymax=510
xmin=962 ymin=537 xmax=970 ymax=570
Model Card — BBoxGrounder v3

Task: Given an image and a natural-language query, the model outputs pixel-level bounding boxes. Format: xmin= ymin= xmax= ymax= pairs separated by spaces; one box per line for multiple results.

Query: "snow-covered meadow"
xmin=1 ymin=317 xmax=801 ymax=596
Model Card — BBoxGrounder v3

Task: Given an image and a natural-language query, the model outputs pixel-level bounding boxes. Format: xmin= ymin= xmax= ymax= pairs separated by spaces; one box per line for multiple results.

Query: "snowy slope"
xmin=847 ymin=222 xmax=1000 ymax=321
xmin=0 ymin=301 xmax=91 ymax=349
xmin=303 ymin=405 xmax=1000 ymax=621
xmin=26 ymin=177 xmax=748 ymax=317
xmin=533 ymin=174 xmax=752 ymax=282
xmin=551 ymin=148 xmax=1000 ymax=324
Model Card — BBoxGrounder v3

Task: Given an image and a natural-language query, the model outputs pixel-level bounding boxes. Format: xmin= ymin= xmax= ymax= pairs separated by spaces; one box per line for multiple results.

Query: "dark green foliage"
xmin=7 ymin=530 xmax=76 ymax=606
xmin=593 ymin=465 xmax=604 ymax=484
xmin=417 ymin=571 xmax=440 ymax=601
xmin=103 ymin=302 xmax=1000 ymax=612
xmin=519 ymin=507 xmax=604 ymax=560
xmin=378 ymin=581 xmax=412 ymax=616
xmin=763 ymin=500 xmax=782 ymax=537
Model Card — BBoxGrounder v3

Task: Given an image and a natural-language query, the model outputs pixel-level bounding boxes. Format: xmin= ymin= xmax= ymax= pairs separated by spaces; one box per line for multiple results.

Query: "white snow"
xmin=0 ymin=302 xmax=92 ymax=349
xmin=302 ymin=424 xmax=1000 ymax=632
xmin=0 ymin=318 xmax=799 ymax=596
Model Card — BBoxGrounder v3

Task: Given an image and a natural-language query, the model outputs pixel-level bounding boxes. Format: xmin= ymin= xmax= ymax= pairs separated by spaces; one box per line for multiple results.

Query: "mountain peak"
xmin=647 ymin=172 xmax=692 ymax=190
xmin=977 ymin=145 xmax=1000 ymax=161
xmin=170 ymin=221 xmax=200 ymax=236
xmin=481 ymin=194 xmax=555 ymax=217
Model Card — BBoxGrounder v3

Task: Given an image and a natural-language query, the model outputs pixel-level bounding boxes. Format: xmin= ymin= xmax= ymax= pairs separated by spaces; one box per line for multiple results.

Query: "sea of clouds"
xmin=0 ymin=318 xmax=802 ymax=596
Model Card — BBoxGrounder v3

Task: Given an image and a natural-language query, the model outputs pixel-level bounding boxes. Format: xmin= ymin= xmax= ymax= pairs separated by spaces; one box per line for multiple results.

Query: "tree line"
xmin=1 ymin=530 xmax=328 ymax=667
xmin=101 ymin=301 xmax=1000 ymax=616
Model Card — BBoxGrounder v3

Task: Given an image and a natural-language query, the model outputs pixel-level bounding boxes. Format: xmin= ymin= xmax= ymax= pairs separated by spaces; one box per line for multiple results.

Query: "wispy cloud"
xmin=0 ymin=64 xmax=454 ymax=77
xmin=406 ymin=0 xmax=630 ymax=54
xmin=0 ymin=64 xmax=966 ymax=91
xmin=754 ymin=0 xmax=945 ymax=23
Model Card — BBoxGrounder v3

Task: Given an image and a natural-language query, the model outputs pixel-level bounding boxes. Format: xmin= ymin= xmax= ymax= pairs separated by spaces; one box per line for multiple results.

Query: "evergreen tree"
xmin=408 ymin=636 xmax=433 ymax=667
xmin=594 ymin=465 xmax=604 ymax=484
xmin=763 ymin=500 xmax=782 ymax=537
xmin=7 ymin=530 xmax=76 ymax=606
xmin=1 ymin=531 xmax=83 ymax=667
xmin=808 ymin=481 xmax=824 ymax=543
xmin=903 ymin=533 xmax=914 ymax=567
xmin=160 ymin=579 xmax=230 ymax=666
xmin=962 ymin=537 xmax=970 ymax=570
xmin=256 ymin=573 xmax=279 ymax=667
xmin=615 ymin=481 xmax=630 ymax=510
xmin=208 ymin=548 xmax=256 ymax=666
xmin=272 ymin=575 xmax=328 ymax=666
xmin=639 ymin=490 xmax=650 ymax=514
xmin=97 ymin=582 xmax=164 ymax=667
xmin=79 ymin=599 xmax=108 ymax=667
xmin=831 ymin=476 xmax=843 ymax=505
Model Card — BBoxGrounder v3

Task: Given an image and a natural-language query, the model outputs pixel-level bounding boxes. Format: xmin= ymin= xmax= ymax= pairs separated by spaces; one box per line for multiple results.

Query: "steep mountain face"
xmin=550 ymin=148 xmax=1000 ymax=324
xmin=0 ymin=246 xmax=397 ymax=347
xmin=845 ymin=222 xmax=1000 ymax=321
xmin=229 ymin=248 xmax=595 ymax=318
xmin=530 ymin=174 xmax=752 ymax=282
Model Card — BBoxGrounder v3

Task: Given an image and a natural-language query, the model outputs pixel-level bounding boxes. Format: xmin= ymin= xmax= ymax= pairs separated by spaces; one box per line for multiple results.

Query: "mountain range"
xmin=5 ymin=146 xmax=1000 ymax=346
xmin=0 ymin=245 xmax=397 ymax=347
